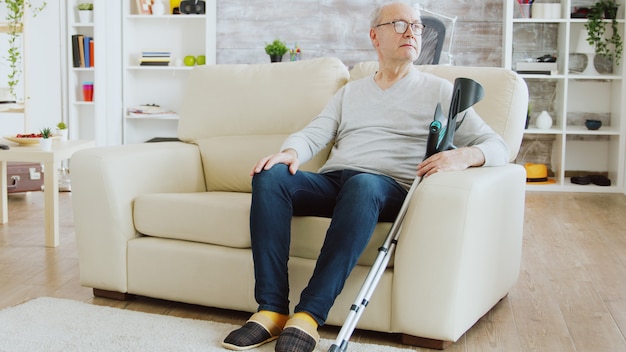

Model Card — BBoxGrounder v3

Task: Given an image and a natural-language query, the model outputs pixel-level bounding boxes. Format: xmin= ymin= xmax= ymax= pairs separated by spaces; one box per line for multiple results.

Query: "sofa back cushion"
xmin=178 ymin=57 xmax=350 ymax=192
xmin=350 ymin=62 xmax=529 ymax=162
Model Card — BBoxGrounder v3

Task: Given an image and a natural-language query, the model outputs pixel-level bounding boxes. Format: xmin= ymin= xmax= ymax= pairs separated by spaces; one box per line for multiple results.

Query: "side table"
xmin=0 ymin=139 xmax=95 ymax=247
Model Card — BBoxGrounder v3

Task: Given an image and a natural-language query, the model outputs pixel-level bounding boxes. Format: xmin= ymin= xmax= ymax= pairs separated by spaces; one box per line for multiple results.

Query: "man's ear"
xmin=370 ymin=28 xmax=378 ymax=47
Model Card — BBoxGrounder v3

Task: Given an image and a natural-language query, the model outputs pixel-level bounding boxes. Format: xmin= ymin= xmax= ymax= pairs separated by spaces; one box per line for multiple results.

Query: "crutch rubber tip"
xmin=328 ymin=344 xmax=344 ymax=352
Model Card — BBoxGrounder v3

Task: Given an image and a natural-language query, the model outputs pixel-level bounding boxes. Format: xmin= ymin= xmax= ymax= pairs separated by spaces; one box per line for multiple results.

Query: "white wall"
xmin=0 ymin=0 xmax=62 ymax=136
xmin=24 ymin=0 xmax=64 ymax=133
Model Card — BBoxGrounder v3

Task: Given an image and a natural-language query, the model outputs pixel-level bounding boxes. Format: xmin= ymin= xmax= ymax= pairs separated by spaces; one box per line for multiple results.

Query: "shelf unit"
xmin=122 ymin=1 xmax=216 ymax=144
xmin=66 ymin=1 xmax=97 ymax=143
xmin=66 ymin=0 xmax=123 ymax=146
xmin=503 ymin=0 xmax=626 ymax=193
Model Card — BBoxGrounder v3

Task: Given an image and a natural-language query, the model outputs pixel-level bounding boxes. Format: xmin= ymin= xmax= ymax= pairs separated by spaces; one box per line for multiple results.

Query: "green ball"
xmin=183 ymin=56 xmax=196 ymax=66
xmin=196 ymin=55 xmax=206 ymax=65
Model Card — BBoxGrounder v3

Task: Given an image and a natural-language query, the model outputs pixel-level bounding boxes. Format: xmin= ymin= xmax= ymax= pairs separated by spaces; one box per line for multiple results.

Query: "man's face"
xmin=371 ymin=3 xmax=422 ymax=64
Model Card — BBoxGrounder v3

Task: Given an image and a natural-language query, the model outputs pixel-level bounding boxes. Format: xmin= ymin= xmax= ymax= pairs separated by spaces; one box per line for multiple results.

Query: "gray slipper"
xmin=275 ymin=317 xmax=320 ymax=352
xmin=222 ymin=313 xmax=282 ymax=350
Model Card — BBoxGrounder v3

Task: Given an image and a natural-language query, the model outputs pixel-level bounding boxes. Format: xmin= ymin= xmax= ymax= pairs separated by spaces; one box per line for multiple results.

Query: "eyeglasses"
xmin=376 ymin=20 xmax=425 ymax=35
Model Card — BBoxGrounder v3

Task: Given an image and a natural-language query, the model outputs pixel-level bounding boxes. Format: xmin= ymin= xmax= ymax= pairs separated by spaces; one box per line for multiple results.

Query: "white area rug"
xmin=0 ymin=297 xmax=414 ymax=352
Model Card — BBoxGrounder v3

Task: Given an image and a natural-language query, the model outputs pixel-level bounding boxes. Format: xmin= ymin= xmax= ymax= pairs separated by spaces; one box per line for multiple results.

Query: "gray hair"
xmin=370 ymin=2 xmax=421 ymax=28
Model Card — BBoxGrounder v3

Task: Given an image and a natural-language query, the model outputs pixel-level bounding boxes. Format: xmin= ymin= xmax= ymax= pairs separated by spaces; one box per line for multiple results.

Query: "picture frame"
xmin=136 ymin=0 xmax=152 ymax=15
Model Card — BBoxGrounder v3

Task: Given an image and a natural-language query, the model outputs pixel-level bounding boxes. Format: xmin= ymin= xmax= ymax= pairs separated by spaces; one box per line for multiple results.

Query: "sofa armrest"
xmin=391 ymin=164 xmax=525 ymax=341
xmin=71 ymin=142 xmax=206 ymax=292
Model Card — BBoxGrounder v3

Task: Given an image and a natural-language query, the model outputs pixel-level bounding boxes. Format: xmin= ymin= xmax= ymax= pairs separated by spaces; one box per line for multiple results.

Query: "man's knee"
xmin=341 ymin=173 xmax=405 ymax=207
xmin=252 ymin=164 xmax=291 ymax=189
xmin=345 ymin=173 xmax=393 ymax=195
xmin=339 ymin=173 xmax=405 ymax=221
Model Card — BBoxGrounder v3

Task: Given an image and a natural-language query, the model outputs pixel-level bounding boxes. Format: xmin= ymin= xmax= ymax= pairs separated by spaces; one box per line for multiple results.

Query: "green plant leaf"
xmin=264 ymin=39 xmax=289 ymax=56
xmin=585 ymin=0 xmax=622 ymax=64
xmin=1 ymin=0 xmax=48 ymax=99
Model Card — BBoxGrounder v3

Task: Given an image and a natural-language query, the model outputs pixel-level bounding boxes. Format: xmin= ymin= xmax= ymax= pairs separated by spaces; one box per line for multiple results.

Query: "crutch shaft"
xmin=328 ymin=177 xmax=421 ymax=352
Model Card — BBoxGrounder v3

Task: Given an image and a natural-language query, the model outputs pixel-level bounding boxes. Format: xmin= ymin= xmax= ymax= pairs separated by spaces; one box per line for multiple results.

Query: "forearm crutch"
xmin=327 ymin=173 xmax=421 ymax=352
xmin=328 ymin=77 xmax=484 ymax=352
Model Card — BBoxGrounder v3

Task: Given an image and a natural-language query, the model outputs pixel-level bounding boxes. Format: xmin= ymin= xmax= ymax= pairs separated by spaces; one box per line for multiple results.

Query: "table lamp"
xmin=576 ymin=27 xmax=599 ymax=75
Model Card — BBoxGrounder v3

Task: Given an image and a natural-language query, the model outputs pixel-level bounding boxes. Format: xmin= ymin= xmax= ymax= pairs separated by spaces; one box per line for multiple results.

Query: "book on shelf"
xmin=141 ymin=50 xmax=171 ymax=57
xmin=140 ymin=56 xmax=170 ymax=61
xmin=516 ymin=70 xmax=556 ymax=75
xmin=71 ymin=34 xmax=94 ymax=68
xmin=515 ymin=61 xmax=557 ymax=75
xmin=516 ymin=61 xmax=557 ymax=71
xmin=140 ymin=61 xmax=170 ymax=66
xmin=139 ymin=49 xmax=171 ymax=66
xmin=140 ymin=57 xmax=171 ymax=63
xmin=128 ymin=112 xmax=179 ymax=118
xmin=71 ymin=35 xmax=81 ymax=67
xmin=78 ymin=35 xmax=85 ymax=67
xmin=83 ymin=36 xmax=91 ymax=68
xmin=89 ymin=39 xmax=94 ymax=67
xmin=127 ymin=105 xmax=178 ymax=118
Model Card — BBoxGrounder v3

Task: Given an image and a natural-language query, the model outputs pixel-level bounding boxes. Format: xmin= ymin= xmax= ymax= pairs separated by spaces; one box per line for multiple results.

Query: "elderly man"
xmin=223 ymin=2 xmax=508 ymax=352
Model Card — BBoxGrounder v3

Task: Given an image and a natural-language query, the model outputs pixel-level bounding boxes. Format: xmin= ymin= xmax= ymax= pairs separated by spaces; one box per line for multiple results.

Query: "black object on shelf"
xmin=145 ymin=137 xmax=181 ymax=143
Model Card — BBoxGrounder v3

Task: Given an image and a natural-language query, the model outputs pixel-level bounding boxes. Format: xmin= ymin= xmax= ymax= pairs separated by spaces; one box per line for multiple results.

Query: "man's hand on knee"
xmin=251 ymin=149 xmax=301 ymax=175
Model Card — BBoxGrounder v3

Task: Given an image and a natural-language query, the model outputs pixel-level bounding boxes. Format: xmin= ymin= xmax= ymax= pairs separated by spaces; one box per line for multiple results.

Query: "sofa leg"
xmin=93 ymin=288 xmax=133 ymax=301
xmin=401 ymin=334 xmax=452 ymax=350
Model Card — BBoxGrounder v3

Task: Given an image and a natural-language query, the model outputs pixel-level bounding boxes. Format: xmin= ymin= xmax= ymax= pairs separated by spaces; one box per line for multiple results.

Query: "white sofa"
xmin=71 ymin=57 xmax=528 ymax=349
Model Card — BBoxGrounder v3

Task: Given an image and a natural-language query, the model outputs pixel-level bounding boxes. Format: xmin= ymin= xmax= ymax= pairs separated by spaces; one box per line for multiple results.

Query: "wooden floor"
xmin=1 ymin=190 xmax=625 ymax=351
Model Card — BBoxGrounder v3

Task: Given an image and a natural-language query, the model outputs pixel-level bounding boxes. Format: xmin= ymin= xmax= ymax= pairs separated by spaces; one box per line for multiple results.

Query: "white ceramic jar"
xmin=535 ymin=110 xmax=553 ymax=129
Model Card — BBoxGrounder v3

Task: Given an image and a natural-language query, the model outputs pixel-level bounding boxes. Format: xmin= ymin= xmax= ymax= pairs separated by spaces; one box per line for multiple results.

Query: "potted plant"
xmin=77 ymin=2 xmax=93 ymax=10
xmin=56 ymin=121 xmax=68 ymax=141
xmin=584 ymin=0 xmax=623 ymax=65
xmin=0 ymin=0 xmax=47 ymax=101
xmin=264 ymin=39 xmax=289 ymax=63
xmin=39 ymin=127 xmax=53 ymax=151
xmin=77 ymin=2 xmax=93 ymax=23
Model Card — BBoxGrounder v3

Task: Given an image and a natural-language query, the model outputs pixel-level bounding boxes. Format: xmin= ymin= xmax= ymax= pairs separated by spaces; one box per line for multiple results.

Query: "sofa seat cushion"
xmin=134 ymin=192 xmax=252 ymax=248
xmin=197 ymin=135 xmax=330 ymax=193
xmin=291 ymin=216 xmax=394 ymax=267
xmin=134 ymin=192 xmax=394 ymax=266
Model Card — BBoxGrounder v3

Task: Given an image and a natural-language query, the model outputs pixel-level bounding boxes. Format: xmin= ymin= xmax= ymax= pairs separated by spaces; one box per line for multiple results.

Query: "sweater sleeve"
xmin=279 ymin=87 xmax=344 ymax=164
xmin=453 ymin=107 xmax=510 ymax=166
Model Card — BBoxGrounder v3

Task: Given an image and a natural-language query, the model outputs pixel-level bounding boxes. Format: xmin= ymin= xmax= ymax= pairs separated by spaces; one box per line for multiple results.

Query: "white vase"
xmin=78 ymin=10 xmax=92 ymax=23
xmin=39 ymin=138 xmax=53 ymax=151
xmin=0 ymin=87 xmax=12 ymax=102
xmin=535 ymin=110 xmax=553 ymax=129
xmin=56 ymin=129 xmax=68 ymax=142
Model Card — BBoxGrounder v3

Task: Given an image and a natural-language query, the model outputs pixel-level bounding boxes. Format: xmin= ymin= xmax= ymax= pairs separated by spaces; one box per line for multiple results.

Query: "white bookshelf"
xmin=121 ymin=1 xmax=216 ymax=144
xmin=66 ymin=0 xmax=123 ymax=146
xmin=503 ymin=0 xmax=626 ymax=193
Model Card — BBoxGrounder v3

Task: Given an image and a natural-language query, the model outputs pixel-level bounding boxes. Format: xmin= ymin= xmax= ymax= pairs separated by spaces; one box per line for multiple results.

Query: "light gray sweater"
xmin=281 ymin=69 xmax=509 ymax=189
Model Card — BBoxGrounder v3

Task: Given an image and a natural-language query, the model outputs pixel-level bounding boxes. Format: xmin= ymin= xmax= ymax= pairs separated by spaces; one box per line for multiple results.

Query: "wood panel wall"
xmin=215 ymin=0 xmax=504 ymax=67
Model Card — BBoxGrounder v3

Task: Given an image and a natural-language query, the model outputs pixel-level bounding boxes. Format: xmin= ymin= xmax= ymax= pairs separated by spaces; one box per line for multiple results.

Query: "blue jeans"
xmin=250 ymin=164 xmax=407 ymax=325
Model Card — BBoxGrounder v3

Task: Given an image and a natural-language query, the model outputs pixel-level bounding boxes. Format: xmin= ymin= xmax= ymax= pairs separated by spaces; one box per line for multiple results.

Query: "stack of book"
xmin=127 ymin=104 xmax=178 ymax=119
xmin=71 ymin=35 xmax=94 ymax=68
xmin=516 ymin=61 xmax=558 ymax=75
xmin=139 ymin=50 xmax=171 ymax=66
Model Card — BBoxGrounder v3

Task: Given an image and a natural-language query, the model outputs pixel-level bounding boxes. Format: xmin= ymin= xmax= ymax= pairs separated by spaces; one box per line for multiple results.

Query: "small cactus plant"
xmin=40 ymin=127 xmax=52 ymax=139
